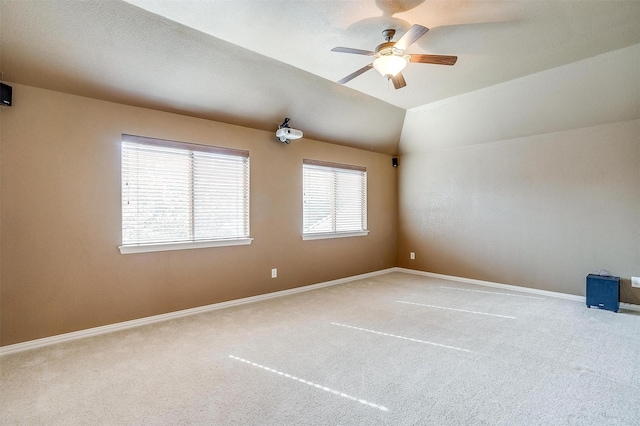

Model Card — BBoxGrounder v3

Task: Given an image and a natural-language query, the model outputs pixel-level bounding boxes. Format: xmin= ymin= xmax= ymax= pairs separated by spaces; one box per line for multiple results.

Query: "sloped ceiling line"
xmin=1 ymin=0 xmax=639 ymax=155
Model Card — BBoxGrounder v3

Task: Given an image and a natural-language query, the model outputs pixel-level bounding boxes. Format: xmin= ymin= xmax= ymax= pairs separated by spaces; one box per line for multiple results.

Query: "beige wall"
xmin=397 ymin=43 xmax=640 ymax=304
xmin=397 ymin=120 xmax=640 ymax=303
xmin=0 ymin=84 xmax=398 ymax=346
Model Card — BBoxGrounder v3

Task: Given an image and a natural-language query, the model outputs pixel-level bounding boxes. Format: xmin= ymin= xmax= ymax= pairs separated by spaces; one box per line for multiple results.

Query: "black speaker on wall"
xmin=392 ymin=157 xmax=398 ymax=167
xmin=1 ymin=83 xmax=12 ymax=106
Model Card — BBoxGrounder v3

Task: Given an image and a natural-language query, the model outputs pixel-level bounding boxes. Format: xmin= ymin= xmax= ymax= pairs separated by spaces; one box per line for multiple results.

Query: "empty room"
xmin=1 ymin=0 xmax=639 ymax=424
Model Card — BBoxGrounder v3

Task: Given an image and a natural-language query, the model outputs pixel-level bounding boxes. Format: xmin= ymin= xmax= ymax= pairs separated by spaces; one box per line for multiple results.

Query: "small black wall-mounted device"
xmin=1 ymin=83 xmax=12 ymax=106
xmin=392 ymin=157 xmax=398 ymax=167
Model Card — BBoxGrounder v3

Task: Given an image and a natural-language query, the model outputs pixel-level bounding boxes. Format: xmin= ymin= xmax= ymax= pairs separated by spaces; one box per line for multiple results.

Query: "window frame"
xmin=302 ymin=159 xmax=369 ymax=241
xmin=119 ymin=134 xmax=252 ymax=254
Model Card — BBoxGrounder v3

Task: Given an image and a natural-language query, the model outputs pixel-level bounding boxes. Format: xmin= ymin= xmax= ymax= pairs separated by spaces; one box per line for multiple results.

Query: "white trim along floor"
xmin=1 ymin=267 xmax=638 ymax=356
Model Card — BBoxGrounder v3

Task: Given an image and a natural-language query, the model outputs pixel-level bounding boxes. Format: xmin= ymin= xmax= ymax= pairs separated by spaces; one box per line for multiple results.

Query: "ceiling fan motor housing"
xmin=375 ymin=41 xmax=398 ymax=56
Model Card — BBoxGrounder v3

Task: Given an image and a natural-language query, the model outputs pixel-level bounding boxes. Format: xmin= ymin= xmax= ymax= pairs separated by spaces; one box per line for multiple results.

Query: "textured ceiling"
xmin=124 ymin=0 xmax=640 ymax=109
xmin=2 ymin=1 xmax=640 ymax=155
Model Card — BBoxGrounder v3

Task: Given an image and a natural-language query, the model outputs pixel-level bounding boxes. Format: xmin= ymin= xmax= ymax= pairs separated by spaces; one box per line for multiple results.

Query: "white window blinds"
xmin=121 ymin=135 xmax=249 ymax=249
xmin=303 ymin=159 xmax=367 ymax=237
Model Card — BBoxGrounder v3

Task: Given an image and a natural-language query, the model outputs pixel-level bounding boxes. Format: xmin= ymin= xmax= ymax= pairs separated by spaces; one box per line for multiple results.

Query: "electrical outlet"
xmin=271 ymin=268 xmax=277 ymax=278
xmin=632 ymin=277 xmax=640 ymax=288
xmin=410 ymin=252 xmax=415 ymax=260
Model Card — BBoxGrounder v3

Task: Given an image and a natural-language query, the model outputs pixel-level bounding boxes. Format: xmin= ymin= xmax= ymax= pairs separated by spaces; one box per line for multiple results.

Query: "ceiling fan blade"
xmin=410 ymin=54 xmax=458 ymax=66
xmin=331 ymin=47 xmax=375 ymax=56
xmin=391 ymin=72 xmax=407 ymax=90
xmin=394 ymin=24 xmax=429 ymax=51
xmin=337 ymin=64 xmax=374 ymax=85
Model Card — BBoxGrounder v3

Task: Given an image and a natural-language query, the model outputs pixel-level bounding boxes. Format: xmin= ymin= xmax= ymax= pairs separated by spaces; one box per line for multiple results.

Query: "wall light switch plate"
xmin=271 ymin=268 xmax=277 ymax=278
xmin=632 ymin=277 xmax=640 ymax=288
xmin=410 ymin=252 xmax=415 ymax=260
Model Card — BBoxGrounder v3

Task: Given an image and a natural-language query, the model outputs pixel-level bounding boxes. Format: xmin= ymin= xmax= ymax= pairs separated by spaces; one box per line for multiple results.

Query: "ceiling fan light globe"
xmin=373 ymin=55 xmax=408 ymax=78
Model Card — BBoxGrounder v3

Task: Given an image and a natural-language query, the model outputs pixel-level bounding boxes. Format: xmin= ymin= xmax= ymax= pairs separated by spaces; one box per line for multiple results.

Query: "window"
xmin=302 ymin=159 xmax=368 ymax=240
xmin=119 ymin=134 xmax=251 ymax=253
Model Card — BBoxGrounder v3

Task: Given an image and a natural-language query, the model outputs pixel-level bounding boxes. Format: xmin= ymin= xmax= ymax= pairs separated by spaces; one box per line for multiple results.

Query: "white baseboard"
xmin=0 ymin=268 xmax=396 ymax=356
xmin=394 ymin=267 xmax=640 ymax=313
xmin=393 ymin=267 xmax=584 ymax=301
xmin=2 ymin=266 xmax=638 ymax=356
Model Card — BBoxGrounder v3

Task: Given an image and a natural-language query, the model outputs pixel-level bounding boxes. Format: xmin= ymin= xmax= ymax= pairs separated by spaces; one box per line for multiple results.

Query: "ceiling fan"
xmin=331 ymin=24 xmax=457 ymax=89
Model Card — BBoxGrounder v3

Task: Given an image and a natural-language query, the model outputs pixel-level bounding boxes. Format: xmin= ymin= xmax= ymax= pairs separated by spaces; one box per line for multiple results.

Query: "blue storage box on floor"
xmin=586 ymin=274 xmax=620 ymax=312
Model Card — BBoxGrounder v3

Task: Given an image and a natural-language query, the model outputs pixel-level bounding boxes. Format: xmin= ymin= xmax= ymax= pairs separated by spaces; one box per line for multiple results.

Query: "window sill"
xmin=302 ymin=231 xmax=369 ymax=241
xmin=119 ymin=238 xmax=253 ymax=254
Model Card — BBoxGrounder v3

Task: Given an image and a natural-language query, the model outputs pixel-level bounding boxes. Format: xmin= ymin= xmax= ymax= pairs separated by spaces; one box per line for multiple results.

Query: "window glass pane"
xmin=335 ymin=169 xmax=366 ymax=232
xmin=193 ymin=152 xmax=249 ymax=239
xmin=121 ymin=137 xmax=249 ymax=247
xmin=303 ymin=162 xmax=367 ymax=235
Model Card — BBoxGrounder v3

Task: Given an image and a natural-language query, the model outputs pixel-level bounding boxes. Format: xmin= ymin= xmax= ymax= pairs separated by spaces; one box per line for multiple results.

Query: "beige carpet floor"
xmin=2 ymin=272 xmax=640 ymax=425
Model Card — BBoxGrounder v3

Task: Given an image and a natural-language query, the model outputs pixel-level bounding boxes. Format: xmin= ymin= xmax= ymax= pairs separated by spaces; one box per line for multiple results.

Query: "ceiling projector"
xmin=276 ymin=127 xmax=303 ymax=143
xmin=276 ymin=118 xmax=303 ymax=144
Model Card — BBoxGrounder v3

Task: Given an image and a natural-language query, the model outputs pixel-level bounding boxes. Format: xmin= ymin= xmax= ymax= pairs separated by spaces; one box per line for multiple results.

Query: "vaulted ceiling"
xmin=2 ymin=0 xmax=640 ymax=154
